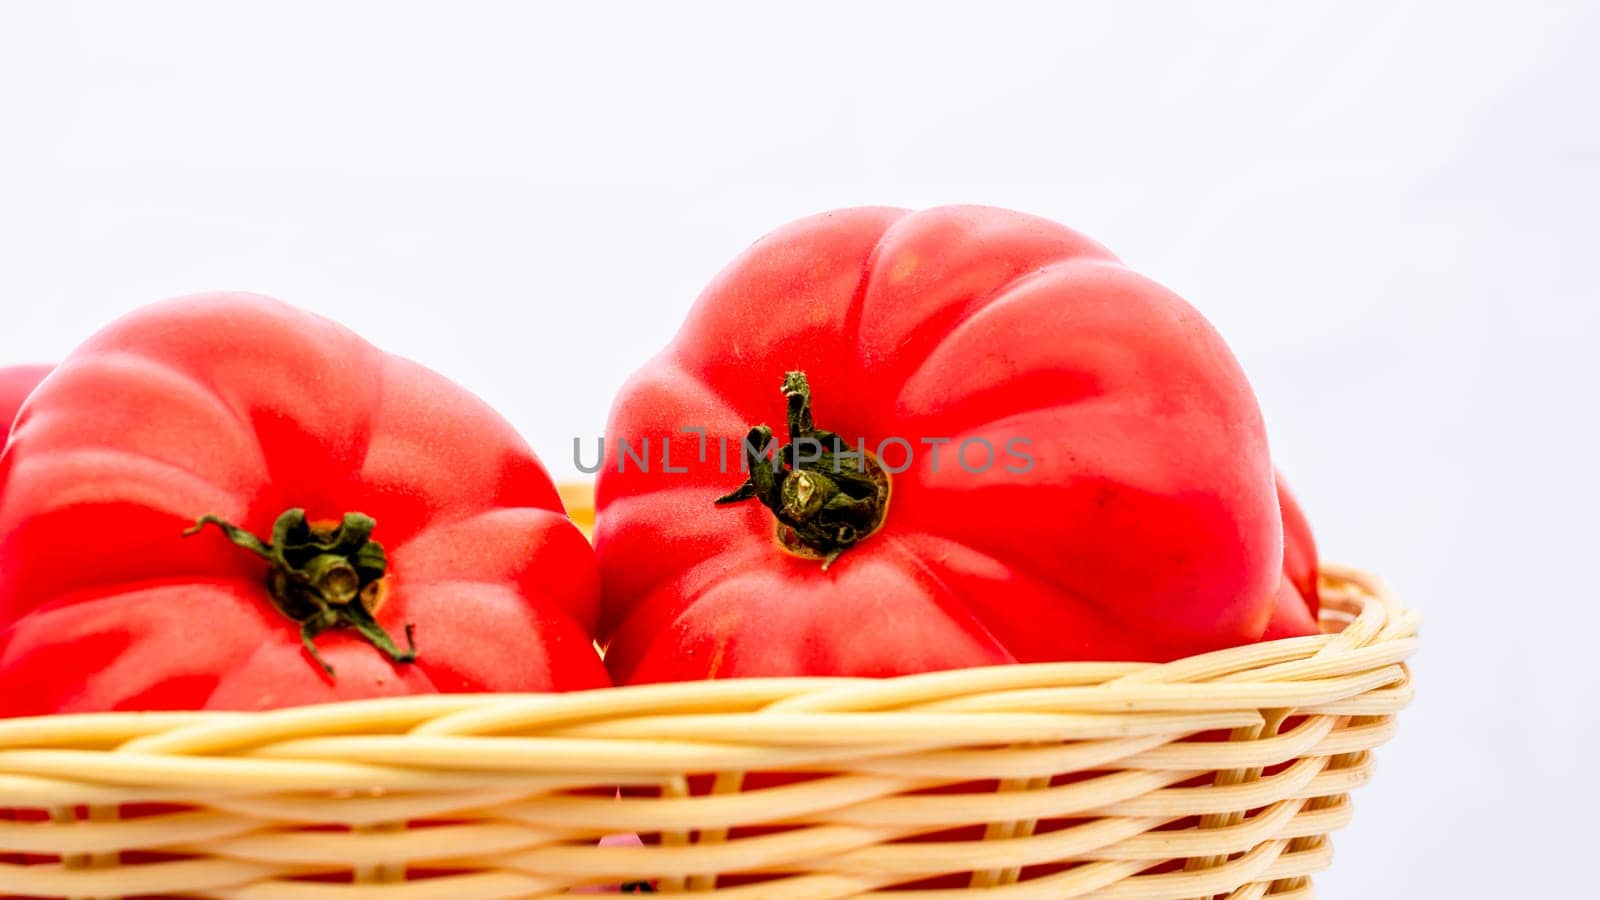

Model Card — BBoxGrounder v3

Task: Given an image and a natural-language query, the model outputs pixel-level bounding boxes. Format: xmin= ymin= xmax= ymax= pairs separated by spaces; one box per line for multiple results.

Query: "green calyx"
xmin=185 ymin=509 xmax=417 ymax=677
xmin=715 ymin=370 xmax=890 ymax=569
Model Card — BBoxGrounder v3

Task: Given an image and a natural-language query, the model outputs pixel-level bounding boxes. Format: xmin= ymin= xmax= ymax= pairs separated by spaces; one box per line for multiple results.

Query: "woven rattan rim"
xmin=0 ymin=566 xmax=1416 ymax=897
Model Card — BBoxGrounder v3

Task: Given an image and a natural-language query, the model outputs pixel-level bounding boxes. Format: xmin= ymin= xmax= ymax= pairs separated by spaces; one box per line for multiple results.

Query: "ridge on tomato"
xmin=1261 ymin=471 xmax=1321 ymax=640
xmin=595 ymin=205 xmax=1284 ymax=683
xmin=0 ymin=293 xmax=608 ymax=714
xmin=0 ymin=364 xmax=51 ymax=441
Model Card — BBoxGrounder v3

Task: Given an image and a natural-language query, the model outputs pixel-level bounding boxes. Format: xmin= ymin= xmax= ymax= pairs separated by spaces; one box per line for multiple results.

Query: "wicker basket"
xmin=0 ymin=487 xmax=1417 ymax=899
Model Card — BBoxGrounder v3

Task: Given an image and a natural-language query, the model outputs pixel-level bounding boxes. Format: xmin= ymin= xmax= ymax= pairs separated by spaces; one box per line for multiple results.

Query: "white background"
xmin=3 ymin=2 xmax=1597 ymax=896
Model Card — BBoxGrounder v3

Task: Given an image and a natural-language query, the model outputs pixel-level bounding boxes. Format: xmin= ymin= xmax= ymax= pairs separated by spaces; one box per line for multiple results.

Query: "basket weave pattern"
xmin=0 ymin=567 xmax=1414 ymax=898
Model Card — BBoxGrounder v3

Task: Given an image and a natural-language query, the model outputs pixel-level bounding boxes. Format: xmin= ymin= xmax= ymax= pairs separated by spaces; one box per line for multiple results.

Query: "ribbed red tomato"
xmin=0 ymin=294 xmax=607 ymax=713
xmin=596 ymin=206 xmax=1283 ymax=683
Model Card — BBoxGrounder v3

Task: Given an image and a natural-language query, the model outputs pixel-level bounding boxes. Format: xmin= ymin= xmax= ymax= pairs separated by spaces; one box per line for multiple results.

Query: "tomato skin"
xmin=1276 ymin=472 xmax=1318 ymax=615
xmin=0 ymin=294 xmax=608 ymax=714
xmin=0 ymin=364 xmax=51 ymax=440
xmin=1260 ymin=472 xmax=1320 ymax=640
xmin=596 ymin=206 xmax=1283 ymax=683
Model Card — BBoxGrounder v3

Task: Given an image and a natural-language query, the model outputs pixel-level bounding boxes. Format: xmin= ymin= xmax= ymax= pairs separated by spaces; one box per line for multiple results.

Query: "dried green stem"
xmin=186 ymin=509 xmax=417 ymax=677
xmin=715 ymin=370 xmax=890 ymax=568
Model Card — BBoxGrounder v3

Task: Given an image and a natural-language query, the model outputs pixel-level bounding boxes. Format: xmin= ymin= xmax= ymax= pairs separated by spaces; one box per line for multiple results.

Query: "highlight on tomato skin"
xmin=0 ymin=293 xmax=610 ymax=715
xmin=593 ymin=204 xmax=1287 ymax=685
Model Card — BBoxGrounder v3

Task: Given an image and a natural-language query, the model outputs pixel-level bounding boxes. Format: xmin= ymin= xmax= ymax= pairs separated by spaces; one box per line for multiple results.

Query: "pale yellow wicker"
xmin=0 ymin=489 xmax=1417 ymax=899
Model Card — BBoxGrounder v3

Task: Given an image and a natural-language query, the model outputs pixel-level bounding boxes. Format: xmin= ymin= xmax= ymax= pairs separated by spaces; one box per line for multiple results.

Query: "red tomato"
xmin=596 ymin=206 xmax=1282 ymax=683
xmin=1261 ymin=472 xmax=1321 ymax=640
xmin=1262 ymin=578 xmax=1318 ymax=640
xmin=0 ymin=364 xmax=51 ymax=440
xmin=1277 ymin=472 xmax=1319 ymax=614
xmin=0 ymin=294 xmax=608 ymax=713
